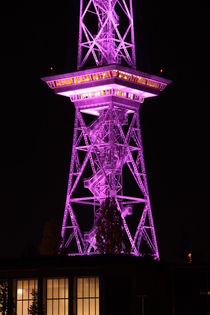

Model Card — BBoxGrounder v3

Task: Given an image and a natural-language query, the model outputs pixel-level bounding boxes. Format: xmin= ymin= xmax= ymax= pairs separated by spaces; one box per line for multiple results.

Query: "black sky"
xmin=0 ymin=0 xmax=209 ymax=262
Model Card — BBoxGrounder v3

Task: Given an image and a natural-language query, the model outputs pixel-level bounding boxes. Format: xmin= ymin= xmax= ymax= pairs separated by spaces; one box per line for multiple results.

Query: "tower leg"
xmin=61 ymin=110 xmax=85 ymax=254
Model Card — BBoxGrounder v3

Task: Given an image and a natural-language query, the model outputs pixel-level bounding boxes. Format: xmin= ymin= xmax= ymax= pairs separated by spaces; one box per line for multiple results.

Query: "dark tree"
xmin=96 ymin=198 xmax=128 ymax=254
xmin=28 ymin=289 xmax=38 ymax=315
xmin=0 ymin=280 xmax=8 ymax=315
xmin=40 ymin=218 xmax=61 ymax=256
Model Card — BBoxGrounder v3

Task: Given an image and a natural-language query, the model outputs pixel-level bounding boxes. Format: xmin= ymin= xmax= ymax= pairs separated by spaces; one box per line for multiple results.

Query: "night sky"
xmin=0 ymin=0 xmax=209 ymax=263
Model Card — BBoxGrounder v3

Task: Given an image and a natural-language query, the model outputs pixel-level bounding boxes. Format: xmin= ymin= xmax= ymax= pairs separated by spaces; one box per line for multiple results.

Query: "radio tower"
xmin=42 ymin=0 xmax=171 ymax=259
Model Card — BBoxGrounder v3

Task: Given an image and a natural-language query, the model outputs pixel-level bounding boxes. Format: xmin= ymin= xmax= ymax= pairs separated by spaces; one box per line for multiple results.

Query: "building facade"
xmin=0 ymin=255 xmax=210 ymax=315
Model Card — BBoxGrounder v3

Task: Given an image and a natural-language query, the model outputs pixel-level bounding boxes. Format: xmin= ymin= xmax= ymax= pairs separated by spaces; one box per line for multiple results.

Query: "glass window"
xmin=16 ymin=279 xmax=38 ymax=315
xmin=46 ymin=278 xmax=69 ymax=315
xmin=76 ymin=277 xmax=99 ymax=315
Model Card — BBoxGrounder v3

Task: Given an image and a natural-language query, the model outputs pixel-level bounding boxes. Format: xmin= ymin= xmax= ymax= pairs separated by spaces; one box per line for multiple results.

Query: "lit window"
xmin=133 ymin=75 xmax=138 ymax=83
xmin=76 ymin=277 xmax=99 ymax=315
xmin=138 ymin=77 xmax=146 ymax=85
xmin=16 ymin=279 xmax=38 ymax=315
xmin=46 ymin=278 xmax=68 ymax=315
xmin=56 ymin=80 xmax=61 ymax=87
xmin=66 ymin=78 xmax=72 ymax=85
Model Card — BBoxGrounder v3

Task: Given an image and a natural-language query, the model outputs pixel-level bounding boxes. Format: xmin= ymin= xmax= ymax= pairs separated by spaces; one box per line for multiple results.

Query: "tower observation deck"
xmin=42 ymin=0 xmax=171 ymax=259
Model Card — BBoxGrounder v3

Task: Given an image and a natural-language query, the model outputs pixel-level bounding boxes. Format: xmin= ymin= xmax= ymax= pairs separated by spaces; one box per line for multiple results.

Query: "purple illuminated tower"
xmin=42 ymin=0 xmax=171 ymax=259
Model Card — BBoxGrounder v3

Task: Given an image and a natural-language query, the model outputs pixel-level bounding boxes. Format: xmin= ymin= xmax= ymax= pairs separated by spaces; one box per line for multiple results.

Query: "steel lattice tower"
xmin=42 ymin=0 xmax=171 ymax=259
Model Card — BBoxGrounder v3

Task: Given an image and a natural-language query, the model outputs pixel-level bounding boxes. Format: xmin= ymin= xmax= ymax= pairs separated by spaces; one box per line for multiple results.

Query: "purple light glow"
xmin=42 ymin=0 xmax=172 ymax=259
xmin=57 ymin=101 xmax=160 ymax=258
xmin=77 ymin=0 xmax=136 ymax=69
